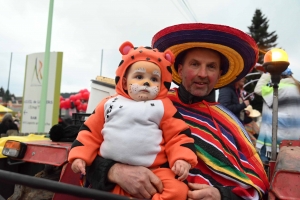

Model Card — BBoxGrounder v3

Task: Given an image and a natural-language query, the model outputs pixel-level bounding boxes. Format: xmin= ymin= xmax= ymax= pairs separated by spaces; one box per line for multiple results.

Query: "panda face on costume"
xmin=123 ymin=61 xmax=161 ymax=101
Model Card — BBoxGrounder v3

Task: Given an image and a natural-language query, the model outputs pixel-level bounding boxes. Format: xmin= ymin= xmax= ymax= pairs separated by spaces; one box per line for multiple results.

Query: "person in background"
xmin=84 ymin=23 xmax=269 ymax=200
xmin=13 ymin=116 xmax=20 ymax=129
xmin=0 ymin=113 xmax=19 ymax=135
xmin=254 ymin=68 xmax=300 ymax=164
xmin=218 ymin=77 xmax=251 ymax=123
xmin=69 ymin=41 xmax=197 ymax=200
xmin=244 ymin=105 xmax=261 ymax=146
xmin=218 ymin=77 xmax=259 ymax=146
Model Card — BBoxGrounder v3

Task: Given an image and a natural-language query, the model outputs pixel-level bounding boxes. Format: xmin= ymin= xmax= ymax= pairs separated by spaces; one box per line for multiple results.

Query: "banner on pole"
xmin=20 ymin=52 xmax=63 ymax=133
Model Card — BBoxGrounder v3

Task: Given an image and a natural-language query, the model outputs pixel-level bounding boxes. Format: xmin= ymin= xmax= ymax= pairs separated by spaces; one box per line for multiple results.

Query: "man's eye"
xmin=136 ymin=75 xmax=143 ymax=79
xmin=190 ymin=62 xmax=200 ymax=67
xmin=208 ymin=64 xmax=216 ymax=69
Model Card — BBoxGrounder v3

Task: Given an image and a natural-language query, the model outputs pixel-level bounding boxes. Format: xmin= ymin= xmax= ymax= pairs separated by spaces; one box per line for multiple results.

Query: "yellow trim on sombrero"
xmin=168 ymin=42 xmax=244 ymax=88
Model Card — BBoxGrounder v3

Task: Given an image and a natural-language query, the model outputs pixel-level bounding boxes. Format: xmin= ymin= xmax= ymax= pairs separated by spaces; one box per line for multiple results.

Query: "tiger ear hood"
xmin=115 ymin=41 xmax=174 ymax=99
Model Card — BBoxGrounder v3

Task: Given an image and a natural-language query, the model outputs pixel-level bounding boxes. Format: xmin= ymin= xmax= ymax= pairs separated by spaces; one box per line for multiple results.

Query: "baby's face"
xmin=123 ymin=61 xmax=161 ymax=101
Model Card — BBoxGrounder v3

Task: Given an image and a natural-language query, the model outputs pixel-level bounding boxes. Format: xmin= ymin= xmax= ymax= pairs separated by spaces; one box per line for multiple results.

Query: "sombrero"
xmin=151 ymin=23 xmax=259 ymax=88
xmin=244 ymin=105 xmax=261 ymax=118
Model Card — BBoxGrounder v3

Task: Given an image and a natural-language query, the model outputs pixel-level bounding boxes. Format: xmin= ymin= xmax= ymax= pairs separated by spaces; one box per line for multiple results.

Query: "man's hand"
xmin=172 ymin=160 xmax=191 ymax=181
xmin=71 ymin=158 xmax=86 ymax=175
xmin=108 ymin=163 xmax=163 ymax=199
xmin=188 ymin=183 xmax=221 ymax=200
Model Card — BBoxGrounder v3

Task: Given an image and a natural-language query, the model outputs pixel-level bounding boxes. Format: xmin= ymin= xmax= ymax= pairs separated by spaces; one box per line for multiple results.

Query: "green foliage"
xmin=0 ymin=87 xmax=15 ymax=102
xmin=4 ymin=89 xmax=12 ymax=102
xmin=246 ymin=9 xmax=279 ymax=112
xmin=60 ymin=92 xmax=77 ymax=99
xmin=248 ymin=9 xmax=278 ymax=63
xmin=0 ymin=87 xmax=5 ymax=97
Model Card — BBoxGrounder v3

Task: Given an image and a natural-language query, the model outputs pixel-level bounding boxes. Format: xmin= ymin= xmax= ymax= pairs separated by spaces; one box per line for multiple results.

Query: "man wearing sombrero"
xmin=85 ymin=23 xmax=269 ymax=200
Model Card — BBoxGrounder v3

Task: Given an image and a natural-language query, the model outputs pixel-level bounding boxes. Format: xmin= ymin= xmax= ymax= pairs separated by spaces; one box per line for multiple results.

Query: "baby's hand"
xmin=171 ymin=160 xmax=191 ymax=181
xmin=71 ymin=158 xmax=86 ymax=175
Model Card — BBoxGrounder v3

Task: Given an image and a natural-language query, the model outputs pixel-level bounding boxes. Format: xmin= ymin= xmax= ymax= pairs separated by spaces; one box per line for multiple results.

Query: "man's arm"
xmin=86 ymin=155 xmax=163 ymax=199
xmin=85 ymin=156 xmax=117 ymax=191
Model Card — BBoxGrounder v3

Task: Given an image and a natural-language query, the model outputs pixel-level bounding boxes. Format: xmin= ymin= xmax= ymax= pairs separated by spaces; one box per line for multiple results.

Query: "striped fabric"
xmin=254 ymin=73 xmax=300 ymax=156
xmin=168 ymin=88 xmax=269 ymax=200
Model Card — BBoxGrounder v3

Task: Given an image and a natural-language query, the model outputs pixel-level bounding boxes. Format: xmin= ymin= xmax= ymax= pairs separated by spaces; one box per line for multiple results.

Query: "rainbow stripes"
xmin=168 ymin=89 xmax=269 ymax=199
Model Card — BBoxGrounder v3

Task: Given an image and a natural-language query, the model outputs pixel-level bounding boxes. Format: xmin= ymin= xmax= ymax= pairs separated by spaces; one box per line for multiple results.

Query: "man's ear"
xmin=219 ymin=70 xmax=222 ymax=79
xmin=178 ymin=64 xmax=183 ymax=78
xmin=122 ymin=77 xmax=127 ymax=90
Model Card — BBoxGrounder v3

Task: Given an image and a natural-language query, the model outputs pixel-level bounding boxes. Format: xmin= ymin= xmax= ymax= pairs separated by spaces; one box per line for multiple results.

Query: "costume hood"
xmin=115 ymin=41 xmax=174 ymax=100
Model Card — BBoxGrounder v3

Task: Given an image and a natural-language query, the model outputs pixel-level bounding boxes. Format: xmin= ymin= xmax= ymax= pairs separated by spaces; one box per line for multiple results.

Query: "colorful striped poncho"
xmin=168 ymin=88 xmax=269 ymax=200
xmin=254 ymin=73 xmax=300 ymax=157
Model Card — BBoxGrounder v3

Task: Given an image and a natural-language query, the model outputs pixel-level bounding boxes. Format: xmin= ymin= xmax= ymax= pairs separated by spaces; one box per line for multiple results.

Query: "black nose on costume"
xmin=143 ymin=82 xmax=150 ymax=87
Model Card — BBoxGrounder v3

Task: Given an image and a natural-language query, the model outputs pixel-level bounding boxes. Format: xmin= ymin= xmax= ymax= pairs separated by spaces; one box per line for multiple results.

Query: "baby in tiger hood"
xmin=68 ymin=41 xmax=197 ymax=200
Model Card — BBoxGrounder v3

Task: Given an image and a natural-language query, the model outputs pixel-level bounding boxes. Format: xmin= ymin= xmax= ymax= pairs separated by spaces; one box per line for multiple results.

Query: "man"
xmin=84 ymin=23 xmax=269 ymax=200
xmin=218 ymin=77 xmax=259 ymax=146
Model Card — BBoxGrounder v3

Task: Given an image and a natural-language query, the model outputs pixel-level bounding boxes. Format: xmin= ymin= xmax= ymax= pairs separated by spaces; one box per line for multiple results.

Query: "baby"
xmin=68 ymin=41 xmax=197 ymax=200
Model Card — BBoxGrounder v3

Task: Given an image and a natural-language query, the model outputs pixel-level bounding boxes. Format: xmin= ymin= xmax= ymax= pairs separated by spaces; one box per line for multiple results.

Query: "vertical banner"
xmin=21 ymin=52 xmax=63 ymax=133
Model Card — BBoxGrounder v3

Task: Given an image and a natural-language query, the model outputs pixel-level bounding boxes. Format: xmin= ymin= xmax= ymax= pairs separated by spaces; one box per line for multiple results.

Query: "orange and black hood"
xmin=115 ymin=41 xmax=174 ymax=99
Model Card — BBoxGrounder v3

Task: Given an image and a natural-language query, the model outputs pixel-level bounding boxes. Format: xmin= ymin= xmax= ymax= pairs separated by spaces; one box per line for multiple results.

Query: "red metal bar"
xmin=13 ymin=141 xmax=72 ymax=166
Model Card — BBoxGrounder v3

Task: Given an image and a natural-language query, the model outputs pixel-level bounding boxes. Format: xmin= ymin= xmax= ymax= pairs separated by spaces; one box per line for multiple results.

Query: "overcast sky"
xmin=1 ymin=0 xmax=300 ymax=97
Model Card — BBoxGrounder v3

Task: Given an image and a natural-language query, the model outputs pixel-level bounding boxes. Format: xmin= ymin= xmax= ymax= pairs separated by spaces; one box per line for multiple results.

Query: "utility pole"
xmin=100 ymin=49 xmax=103 ymax=76
xmin=38 ymin=0 xmax=54 ymax=133
xmin=7 ymin=52 xmax=13 ymax=93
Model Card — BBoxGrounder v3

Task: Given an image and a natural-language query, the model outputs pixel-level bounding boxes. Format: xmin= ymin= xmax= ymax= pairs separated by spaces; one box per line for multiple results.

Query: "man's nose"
xmin=197 ymin=66 xmax=208 ymax=77
xmin=143 ymin=82 xmax=150 ymax=87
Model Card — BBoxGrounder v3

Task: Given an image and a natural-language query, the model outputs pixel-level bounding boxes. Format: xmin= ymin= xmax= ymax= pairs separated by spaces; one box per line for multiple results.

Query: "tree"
xmin=248 ymin=9 xmax=278 ymax=63
xmin=246 ymin=9 xmax=279 ymax=112
xmin=3 ymin=89 xmax=12 ymax=102
xmin=0 ymin=87 xmax=4 ymax=97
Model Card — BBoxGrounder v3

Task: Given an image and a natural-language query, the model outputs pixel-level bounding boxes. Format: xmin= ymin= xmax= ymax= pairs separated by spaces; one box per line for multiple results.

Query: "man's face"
xmin=178 ymin=48 xmax=222 ymax=97
xmin=123 ymin=61 xmax=161 ymax=101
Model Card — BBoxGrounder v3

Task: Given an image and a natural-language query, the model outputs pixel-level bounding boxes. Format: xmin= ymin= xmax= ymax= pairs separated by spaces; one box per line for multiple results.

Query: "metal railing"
xmin=0 ymin=169 xmax=144 ymax=200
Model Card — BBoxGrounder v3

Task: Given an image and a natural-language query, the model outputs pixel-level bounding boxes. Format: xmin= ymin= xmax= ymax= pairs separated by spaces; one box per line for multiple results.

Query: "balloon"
xmin=69 ymin=95 xmax=76 ymax=101
xmin=64 ymin=98 xmax=71 ymax=109
xmin=82 ymin=91 xmax=90 ymax=101
xmin=75 ymin=93 xmax=82 ymax=101
xmin=75 ymin=99 xmax=81 ymax=106
xmin=60 ymin=100 xmax=66 ymax=109
xmin=82 ymin=103 xmax=88 ymax=111
xmin=77 ymin=103 xmax=83 ymax=111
